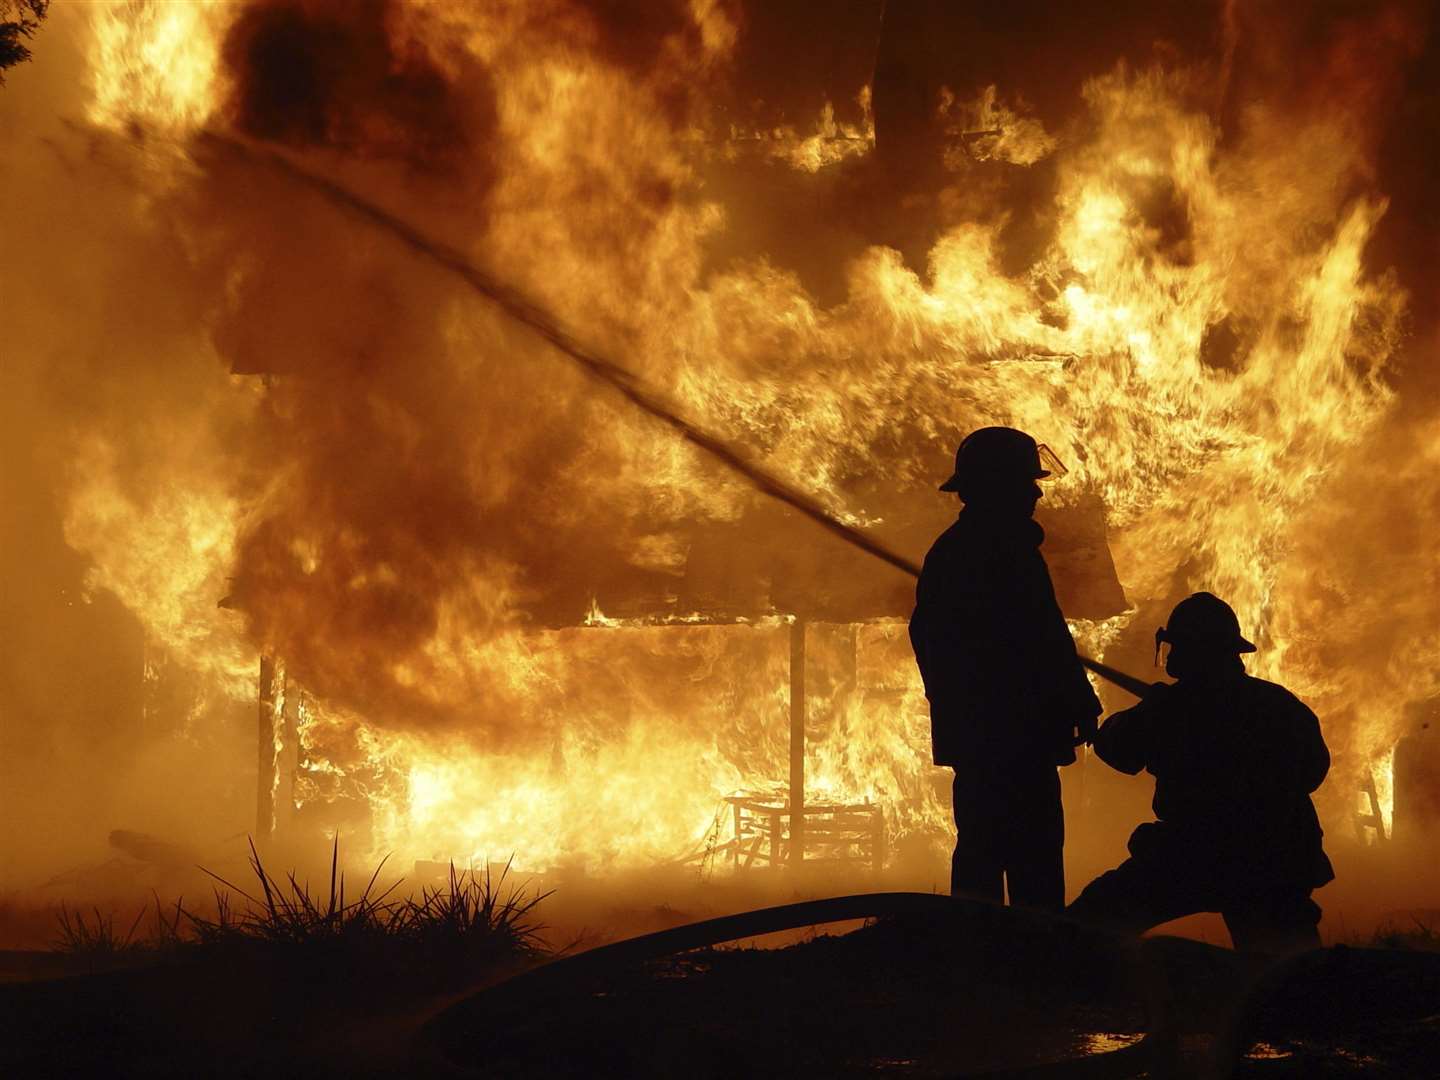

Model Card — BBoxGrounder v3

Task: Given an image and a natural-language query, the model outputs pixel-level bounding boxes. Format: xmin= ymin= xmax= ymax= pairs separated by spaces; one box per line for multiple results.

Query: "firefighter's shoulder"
xmin=1238 ymin=674 xmax=1315 ymax=712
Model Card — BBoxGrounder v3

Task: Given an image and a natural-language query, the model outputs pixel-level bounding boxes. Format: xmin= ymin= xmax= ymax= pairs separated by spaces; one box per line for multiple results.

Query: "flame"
xmin=88 ymin=1 xmax=229 ymax=134
xmin=299 ymin=622 xmax=783 ymax=872
xmin=1373 ymin=745 xmax=1396 ymax=837
xmin=939 ymin=84 xmax=1056 ymax=166
xmin=729 ymin=86 xmax=876 ymax=174
xmin=63 ymin=427 xmax=258 ymax=699
xmin=26 ymin=0 xmax=1436 ymax=881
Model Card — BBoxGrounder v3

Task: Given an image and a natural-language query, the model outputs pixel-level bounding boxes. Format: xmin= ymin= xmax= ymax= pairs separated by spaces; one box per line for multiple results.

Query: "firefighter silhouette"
xmin=909 ymin=427 xmax=1100 ymax=911
xmin=1068 ymin=592 xmax=1333 ymax=951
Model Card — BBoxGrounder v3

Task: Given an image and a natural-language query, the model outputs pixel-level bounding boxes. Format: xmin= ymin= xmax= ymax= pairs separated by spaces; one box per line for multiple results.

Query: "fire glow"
xmin=10 ymin=2 xmax=1439 ymax=883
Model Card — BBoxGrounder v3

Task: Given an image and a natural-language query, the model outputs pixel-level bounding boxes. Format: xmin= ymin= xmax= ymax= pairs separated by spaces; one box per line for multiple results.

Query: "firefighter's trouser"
xmin=1067 ymin=856 xmax=1323 ymax=952
xmin=950 ymin=760 xmax=1064 ymax=912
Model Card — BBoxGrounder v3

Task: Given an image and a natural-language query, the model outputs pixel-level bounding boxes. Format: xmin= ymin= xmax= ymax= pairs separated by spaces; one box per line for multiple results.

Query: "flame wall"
xmin=2 ymin=0 xmax=1438 ymax=888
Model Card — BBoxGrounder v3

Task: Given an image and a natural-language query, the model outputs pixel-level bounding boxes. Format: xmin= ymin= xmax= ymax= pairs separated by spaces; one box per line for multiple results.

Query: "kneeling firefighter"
xmin=1068 ymin=592 xmax=1334 ymax=951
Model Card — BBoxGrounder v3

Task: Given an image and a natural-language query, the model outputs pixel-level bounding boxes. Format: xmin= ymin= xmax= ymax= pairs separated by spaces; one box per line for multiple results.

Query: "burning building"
xmin=3 ymin=1 xmax=1438 ymax=903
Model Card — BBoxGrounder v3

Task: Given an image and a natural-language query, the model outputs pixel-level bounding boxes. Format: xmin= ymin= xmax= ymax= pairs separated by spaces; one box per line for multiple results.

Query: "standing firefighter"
xmin=1068 ymin=592 xmax=1333 ymax=951
xmin=909 ymin=427 xmax=1101 ymax=911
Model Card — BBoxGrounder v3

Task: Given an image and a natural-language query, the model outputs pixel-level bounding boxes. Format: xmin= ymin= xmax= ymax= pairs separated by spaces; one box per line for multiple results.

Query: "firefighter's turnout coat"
xmin=909 ymin=509 xmax=1101 ymax=768
xmin=1092 ymin=670 xmax=1334 ymax=895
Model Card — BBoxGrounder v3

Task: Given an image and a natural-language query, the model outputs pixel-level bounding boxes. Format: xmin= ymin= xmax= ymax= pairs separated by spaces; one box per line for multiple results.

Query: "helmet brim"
xmin=1158 ymin=628 xmax=1259 ymax=654
xmin=938 ymin=468 xmax=1050 ymax=492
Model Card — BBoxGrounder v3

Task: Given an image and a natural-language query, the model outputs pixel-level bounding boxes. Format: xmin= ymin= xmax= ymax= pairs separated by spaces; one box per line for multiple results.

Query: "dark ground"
xmin=4 ymin=905 xmax=1440 ymax=1078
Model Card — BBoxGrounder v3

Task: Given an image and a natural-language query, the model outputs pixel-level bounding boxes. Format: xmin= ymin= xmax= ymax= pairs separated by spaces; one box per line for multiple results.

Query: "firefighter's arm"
xmin=1090 ymin=690 xmax=1165 ymax=775
xmin=908 ymin=570 xmax=951 ymax=702
xmin=1026 ymin=580 xmax=1102 ymax=743
xmin=1064 ymin=661 xmax=1104 ymax=744
xmin=908 ymin=545 xmax=989 ymax=705
xmin=1291 ymin=699 xmax=1330 ymax=793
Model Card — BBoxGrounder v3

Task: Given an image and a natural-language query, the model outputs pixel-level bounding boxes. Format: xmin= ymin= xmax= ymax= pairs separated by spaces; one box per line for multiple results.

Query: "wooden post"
xmin=1360 ymin=768 xmax=1388 ymax=843
xmin=256 ymin=656 xmax=291 ymax=845
xmin=256 ymin=655 xmax=277 ymax=844
xmin=276 ymin=685 xmax=301 ymax=836
xmin=873 ymin=803 xmax=887 ymax=873
xmin=732 ymin=802 xmax=743 ymax=872
xmin=789 ymin=618 xmax=805 ymax=868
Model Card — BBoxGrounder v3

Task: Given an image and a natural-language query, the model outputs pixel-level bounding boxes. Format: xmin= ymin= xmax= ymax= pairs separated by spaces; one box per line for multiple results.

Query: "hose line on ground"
xmin=419 ymin=892 xmax=1164 ymax=1080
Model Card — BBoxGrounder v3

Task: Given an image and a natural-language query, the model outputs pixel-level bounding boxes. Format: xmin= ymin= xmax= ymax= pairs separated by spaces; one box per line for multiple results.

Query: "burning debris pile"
xmin=3 ymin=0 xmax=1439 ymax=891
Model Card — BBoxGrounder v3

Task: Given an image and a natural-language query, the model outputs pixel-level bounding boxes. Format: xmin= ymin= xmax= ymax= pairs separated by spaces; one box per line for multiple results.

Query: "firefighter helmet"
xmin=938 ymin=427 xmax=1066 ymax=492
xmin=1156 ymin=592 xmax=1257 ymax=655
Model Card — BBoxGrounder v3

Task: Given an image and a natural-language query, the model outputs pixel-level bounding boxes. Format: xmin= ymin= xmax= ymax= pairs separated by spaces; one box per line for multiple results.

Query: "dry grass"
xmin=53 ymin=904 xmax=147 ymax=955
xmin=53 ymin=839 xmax=552 ymax=989
xmin=1371 ymin=915 xmax=1440 ymax=952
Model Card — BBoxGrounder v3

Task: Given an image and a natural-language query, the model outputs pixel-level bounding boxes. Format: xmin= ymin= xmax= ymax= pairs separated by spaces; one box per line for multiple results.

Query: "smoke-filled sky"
xmin=2 ymin=0 xmax=1438 ymax=888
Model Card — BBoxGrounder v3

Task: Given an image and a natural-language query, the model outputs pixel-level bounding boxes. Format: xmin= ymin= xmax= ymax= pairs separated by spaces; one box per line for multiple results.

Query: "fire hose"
xmin=417 ymin=890 xmax=1317 ymax=1078
xmin=417 ymin=893 xmax=1167 ymax=1078
xmin=192 ymin=129 xmax=1151 ymax=701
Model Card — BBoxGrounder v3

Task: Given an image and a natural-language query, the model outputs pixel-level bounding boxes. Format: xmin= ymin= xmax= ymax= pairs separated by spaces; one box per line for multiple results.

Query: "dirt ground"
xmin=5 ymin=899 xmax=1440 ymax=1079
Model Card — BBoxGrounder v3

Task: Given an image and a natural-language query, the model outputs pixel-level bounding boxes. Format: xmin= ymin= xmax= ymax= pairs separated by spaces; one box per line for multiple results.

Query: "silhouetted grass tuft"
xmin=52 ymin=895 xmax=189 ymax=972
xmin=1371 ymin=915 xmax=1440 ymax=952
xmin=402 ymin=859 xmax=552 ymax=968
xmin=52 ymin=839 xmax=553 ymax=991
xmin=187 ymin=837 xmax=408 ymax=949
xmin=54 ymin=904 xmax=146 ymax=956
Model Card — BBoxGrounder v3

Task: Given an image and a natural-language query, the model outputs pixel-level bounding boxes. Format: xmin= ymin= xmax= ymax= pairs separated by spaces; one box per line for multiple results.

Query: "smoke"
xmin=221 ymin=0 xmax=481 ymax=168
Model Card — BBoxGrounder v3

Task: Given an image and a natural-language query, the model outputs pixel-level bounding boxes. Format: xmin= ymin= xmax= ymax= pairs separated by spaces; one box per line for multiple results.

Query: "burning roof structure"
xmin=3 ymin=0 xmax=1439 ymax=891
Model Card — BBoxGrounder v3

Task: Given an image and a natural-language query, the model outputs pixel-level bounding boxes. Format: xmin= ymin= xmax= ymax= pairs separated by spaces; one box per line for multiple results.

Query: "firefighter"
xmin=909 ymin=427 xmax=1101 ymax=911
xmin=1068 ymin=592 xmax=1333 ymax=951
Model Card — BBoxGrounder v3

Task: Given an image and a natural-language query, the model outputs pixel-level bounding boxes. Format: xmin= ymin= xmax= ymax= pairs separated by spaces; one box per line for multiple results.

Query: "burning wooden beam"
xmin=255 ymin=655 xmax=298 ymax=846
xmin=256 ymin=655 xmax=278 ymax=844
